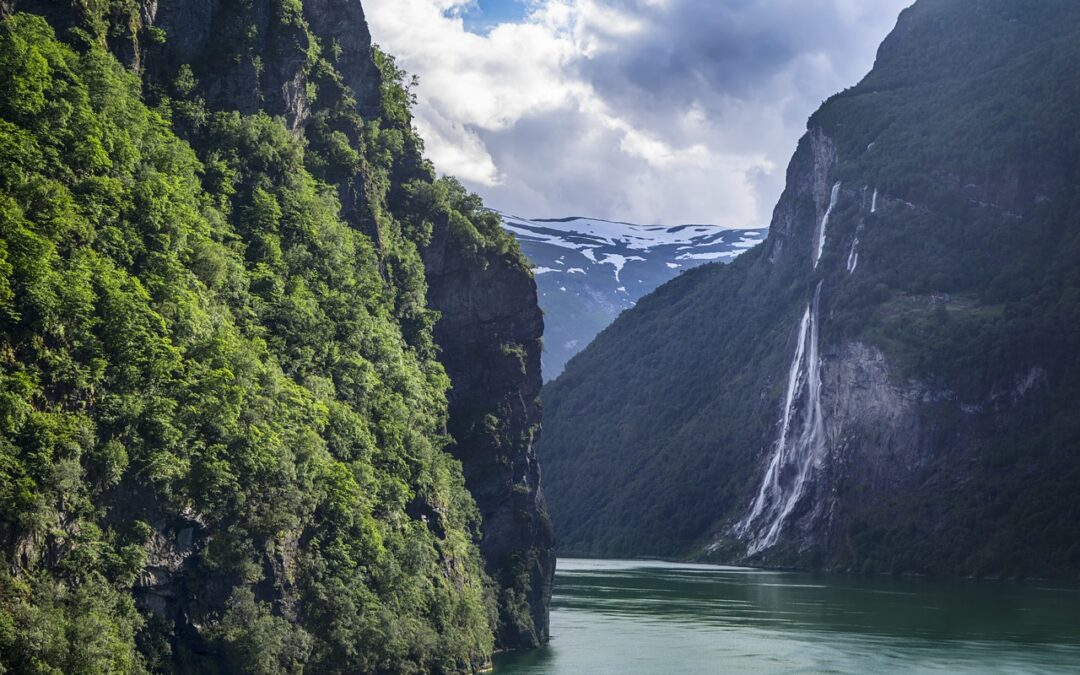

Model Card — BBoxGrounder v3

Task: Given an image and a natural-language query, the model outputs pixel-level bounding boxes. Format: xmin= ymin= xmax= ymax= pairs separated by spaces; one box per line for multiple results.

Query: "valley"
xmin=3 ymin=0 xmax=1080 ymax=672
xmin=501 ymin=214 xmax=765 ymax=378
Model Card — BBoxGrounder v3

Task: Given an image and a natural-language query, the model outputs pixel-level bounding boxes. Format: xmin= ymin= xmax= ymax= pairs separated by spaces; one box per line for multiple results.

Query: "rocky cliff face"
xmin=725 ymin=109 xmax=1077 ymax=571
xmin=539 ymin=0 xmax=1080 ymax=580
xmin=422 ymin=222 xmax=553 ymax=647
xmin=733 ymin=100 xmax=1067 ymax=570
xmin=2 ymin=0 xmax=552 ymax=665
xmin=763 ymin=129 xmax=837 ymax=267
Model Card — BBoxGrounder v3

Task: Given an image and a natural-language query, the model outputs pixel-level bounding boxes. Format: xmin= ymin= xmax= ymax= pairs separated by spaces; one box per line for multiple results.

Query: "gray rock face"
xmin=146 ymin=0 xmax=313 ymax=128
xmin=96 ymin=481 xmax=238 ymax=661
xmin=731 ymin=126 xmax=1054 ymax=568
xmin=142 ymin=0 xmax=218 ymax=71
xmin=764 ymin=129 xmax=838 ymax=267
xmin=422 ymin=223 xmax=554 ymax=648
xmin=796 ymin=341 xmax=923 ymax=551
xmin=733 ymin=130 xmax=942 ymax=558
xmin=302 ymin=0 xmax=380 ymax=117
xmin=9 ymin=0 xmax=314 ymax=127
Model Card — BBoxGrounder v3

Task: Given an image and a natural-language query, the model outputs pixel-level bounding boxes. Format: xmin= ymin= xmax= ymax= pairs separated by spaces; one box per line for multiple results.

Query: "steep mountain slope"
xmin=0 ymin=1 xmax=551 ymax=671
xmin=502 ymin=214 xmax=765 ymax=379
xmin=540 ymin=0 xmax=1080 ymax=580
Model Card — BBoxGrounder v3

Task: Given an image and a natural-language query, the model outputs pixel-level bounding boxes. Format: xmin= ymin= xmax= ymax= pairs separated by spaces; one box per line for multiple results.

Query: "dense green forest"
xmin=540 ymin=0 xmax=1080 ymax=578
xmin=0 ymin=3 xmax=539 ymax=672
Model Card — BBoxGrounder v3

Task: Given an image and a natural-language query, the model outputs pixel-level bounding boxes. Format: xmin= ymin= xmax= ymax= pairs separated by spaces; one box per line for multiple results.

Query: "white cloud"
xmin=365 ymin=0 xmax=912 ymax=226
xmin=412 ymin=100 xmax=502 ymax=185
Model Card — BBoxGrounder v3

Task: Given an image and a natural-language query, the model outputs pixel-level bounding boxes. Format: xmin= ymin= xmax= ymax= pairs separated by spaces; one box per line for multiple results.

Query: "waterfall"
xmin=739 ymin=306 xmax=811 ymax=534
xmin=814 ymin=183 xmax=841 ymax=268
xmin=738 ymin=282 xmax=827 ymax=554
xmin=846 ymin=238 xmax=859 ymax=274
xmin=871 ymin=188 xmax=878 ymax=214
xmin=738 ymin=180 xmax=848 ymax=554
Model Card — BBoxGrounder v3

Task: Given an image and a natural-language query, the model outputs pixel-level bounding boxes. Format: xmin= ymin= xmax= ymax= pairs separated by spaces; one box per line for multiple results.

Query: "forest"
xmin=0 ymin=4 xmax=534 ymax=672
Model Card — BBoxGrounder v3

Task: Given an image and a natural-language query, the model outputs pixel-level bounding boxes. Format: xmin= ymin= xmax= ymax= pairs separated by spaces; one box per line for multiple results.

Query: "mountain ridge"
xmin=500 ymin=212 xmax=766 ymax=378
xmin=539 ymin=0 xmax=1080 ymax=580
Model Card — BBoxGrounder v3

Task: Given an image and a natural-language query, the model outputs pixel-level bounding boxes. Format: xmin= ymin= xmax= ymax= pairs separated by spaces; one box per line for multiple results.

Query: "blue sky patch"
xmin=454 ymin=0 xmax=528 ymax=34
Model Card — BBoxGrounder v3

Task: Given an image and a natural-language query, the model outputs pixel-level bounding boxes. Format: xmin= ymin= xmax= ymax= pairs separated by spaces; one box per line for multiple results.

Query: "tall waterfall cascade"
xmin=737 ymin=281 xmax=827 ymax=555
xmin=737 ymin=180 xmax=859 ymax=555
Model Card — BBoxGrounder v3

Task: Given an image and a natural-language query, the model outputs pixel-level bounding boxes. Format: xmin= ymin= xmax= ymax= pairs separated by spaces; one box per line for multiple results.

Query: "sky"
xmin=364 ymin=0 xmax=913 ymax=227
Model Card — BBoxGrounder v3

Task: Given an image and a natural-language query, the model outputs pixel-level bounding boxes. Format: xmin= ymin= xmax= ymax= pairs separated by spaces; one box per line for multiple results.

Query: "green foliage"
xmin=0 ymin=11 xmax=500 ymax=672
xmin=368 ymin=45 xmax=525 ymax=264
xmin=0 ymin=569 xmax=147 ymax=675
xmin=209 ymin=588 xmax=312 ymax=675
xmin=372 ymin=47 xmax=418 ymax=129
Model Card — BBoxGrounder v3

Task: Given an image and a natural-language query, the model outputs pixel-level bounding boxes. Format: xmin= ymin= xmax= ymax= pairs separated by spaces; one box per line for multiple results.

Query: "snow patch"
xmin=599 ymin=254 xmax=645 ymax=281
xmin=500 ymin=213 xmax=753 ymax=253
xmin=677 ymin=251 xmax=733 ymax=261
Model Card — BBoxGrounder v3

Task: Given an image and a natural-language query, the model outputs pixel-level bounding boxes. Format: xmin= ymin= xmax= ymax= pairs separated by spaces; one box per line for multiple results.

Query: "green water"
xmin=493 ymin=559 xmax=1080 ymax=674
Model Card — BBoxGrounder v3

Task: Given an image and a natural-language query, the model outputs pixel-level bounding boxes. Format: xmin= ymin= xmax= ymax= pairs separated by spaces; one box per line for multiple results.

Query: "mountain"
xmin=501 ymin=214 xmax=766 ymax=379
xmin=0 ymin=1 xmax=551 ymax=672
xmin=539 ymin=0 xmax=1080 ymax=580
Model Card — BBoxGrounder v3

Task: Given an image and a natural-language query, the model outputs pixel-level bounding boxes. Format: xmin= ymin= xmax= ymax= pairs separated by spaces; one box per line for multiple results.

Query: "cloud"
xmin=365 ymin=0 xmax=912 ymax=226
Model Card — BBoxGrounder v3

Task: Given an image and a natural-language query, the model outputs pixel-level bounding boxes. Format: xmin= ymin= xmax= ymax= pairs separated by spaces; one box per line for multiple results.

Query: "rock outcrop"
xmin=423 ymin=221 xmax=554 ymax=647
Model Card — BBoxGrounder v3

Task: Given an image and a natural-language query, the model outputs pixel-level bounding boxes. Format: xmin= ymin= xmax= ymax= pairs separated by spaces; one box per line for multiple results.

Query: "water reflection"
xmin=495 ymin=558 xmax=1080 ymax=674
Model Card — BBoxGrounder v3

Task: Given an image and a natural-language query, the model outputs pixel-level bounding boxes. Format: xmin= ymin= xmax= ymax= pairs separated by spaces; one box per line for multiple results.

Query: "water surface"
xmin=494 ymin=558 xmax=1080 ymax=674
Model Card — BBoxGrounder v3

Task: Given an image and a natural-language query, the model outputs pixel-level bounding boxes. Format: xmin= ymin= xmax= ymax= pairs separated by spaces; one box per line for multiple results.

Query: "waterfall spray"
xmin=738 ymin=282 xmax=827 ymax=554
xmin=814 ymin=183 xmax=841 ymax=268
xmin=847 ymin=238 xmax=859 ymax=274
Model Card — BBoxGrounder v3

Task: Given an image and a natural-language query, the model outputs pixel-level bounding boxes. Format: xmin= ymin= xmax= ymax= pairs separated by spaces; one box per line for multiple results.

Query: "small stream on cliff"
xmin=493 ymin=558 xmax=1080 ymax=674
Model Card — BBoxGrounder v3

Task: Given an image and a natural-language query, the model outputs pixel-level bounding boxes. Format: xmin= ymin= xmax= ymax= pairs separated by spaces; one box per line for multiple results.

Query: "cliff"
xmin=422 ymin=219 xmax=553 ymax=647
xmin=539 ymin=0 xmax=1080 ymax=579
xmin=0 ymin=0 xmax=551 ymax=671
